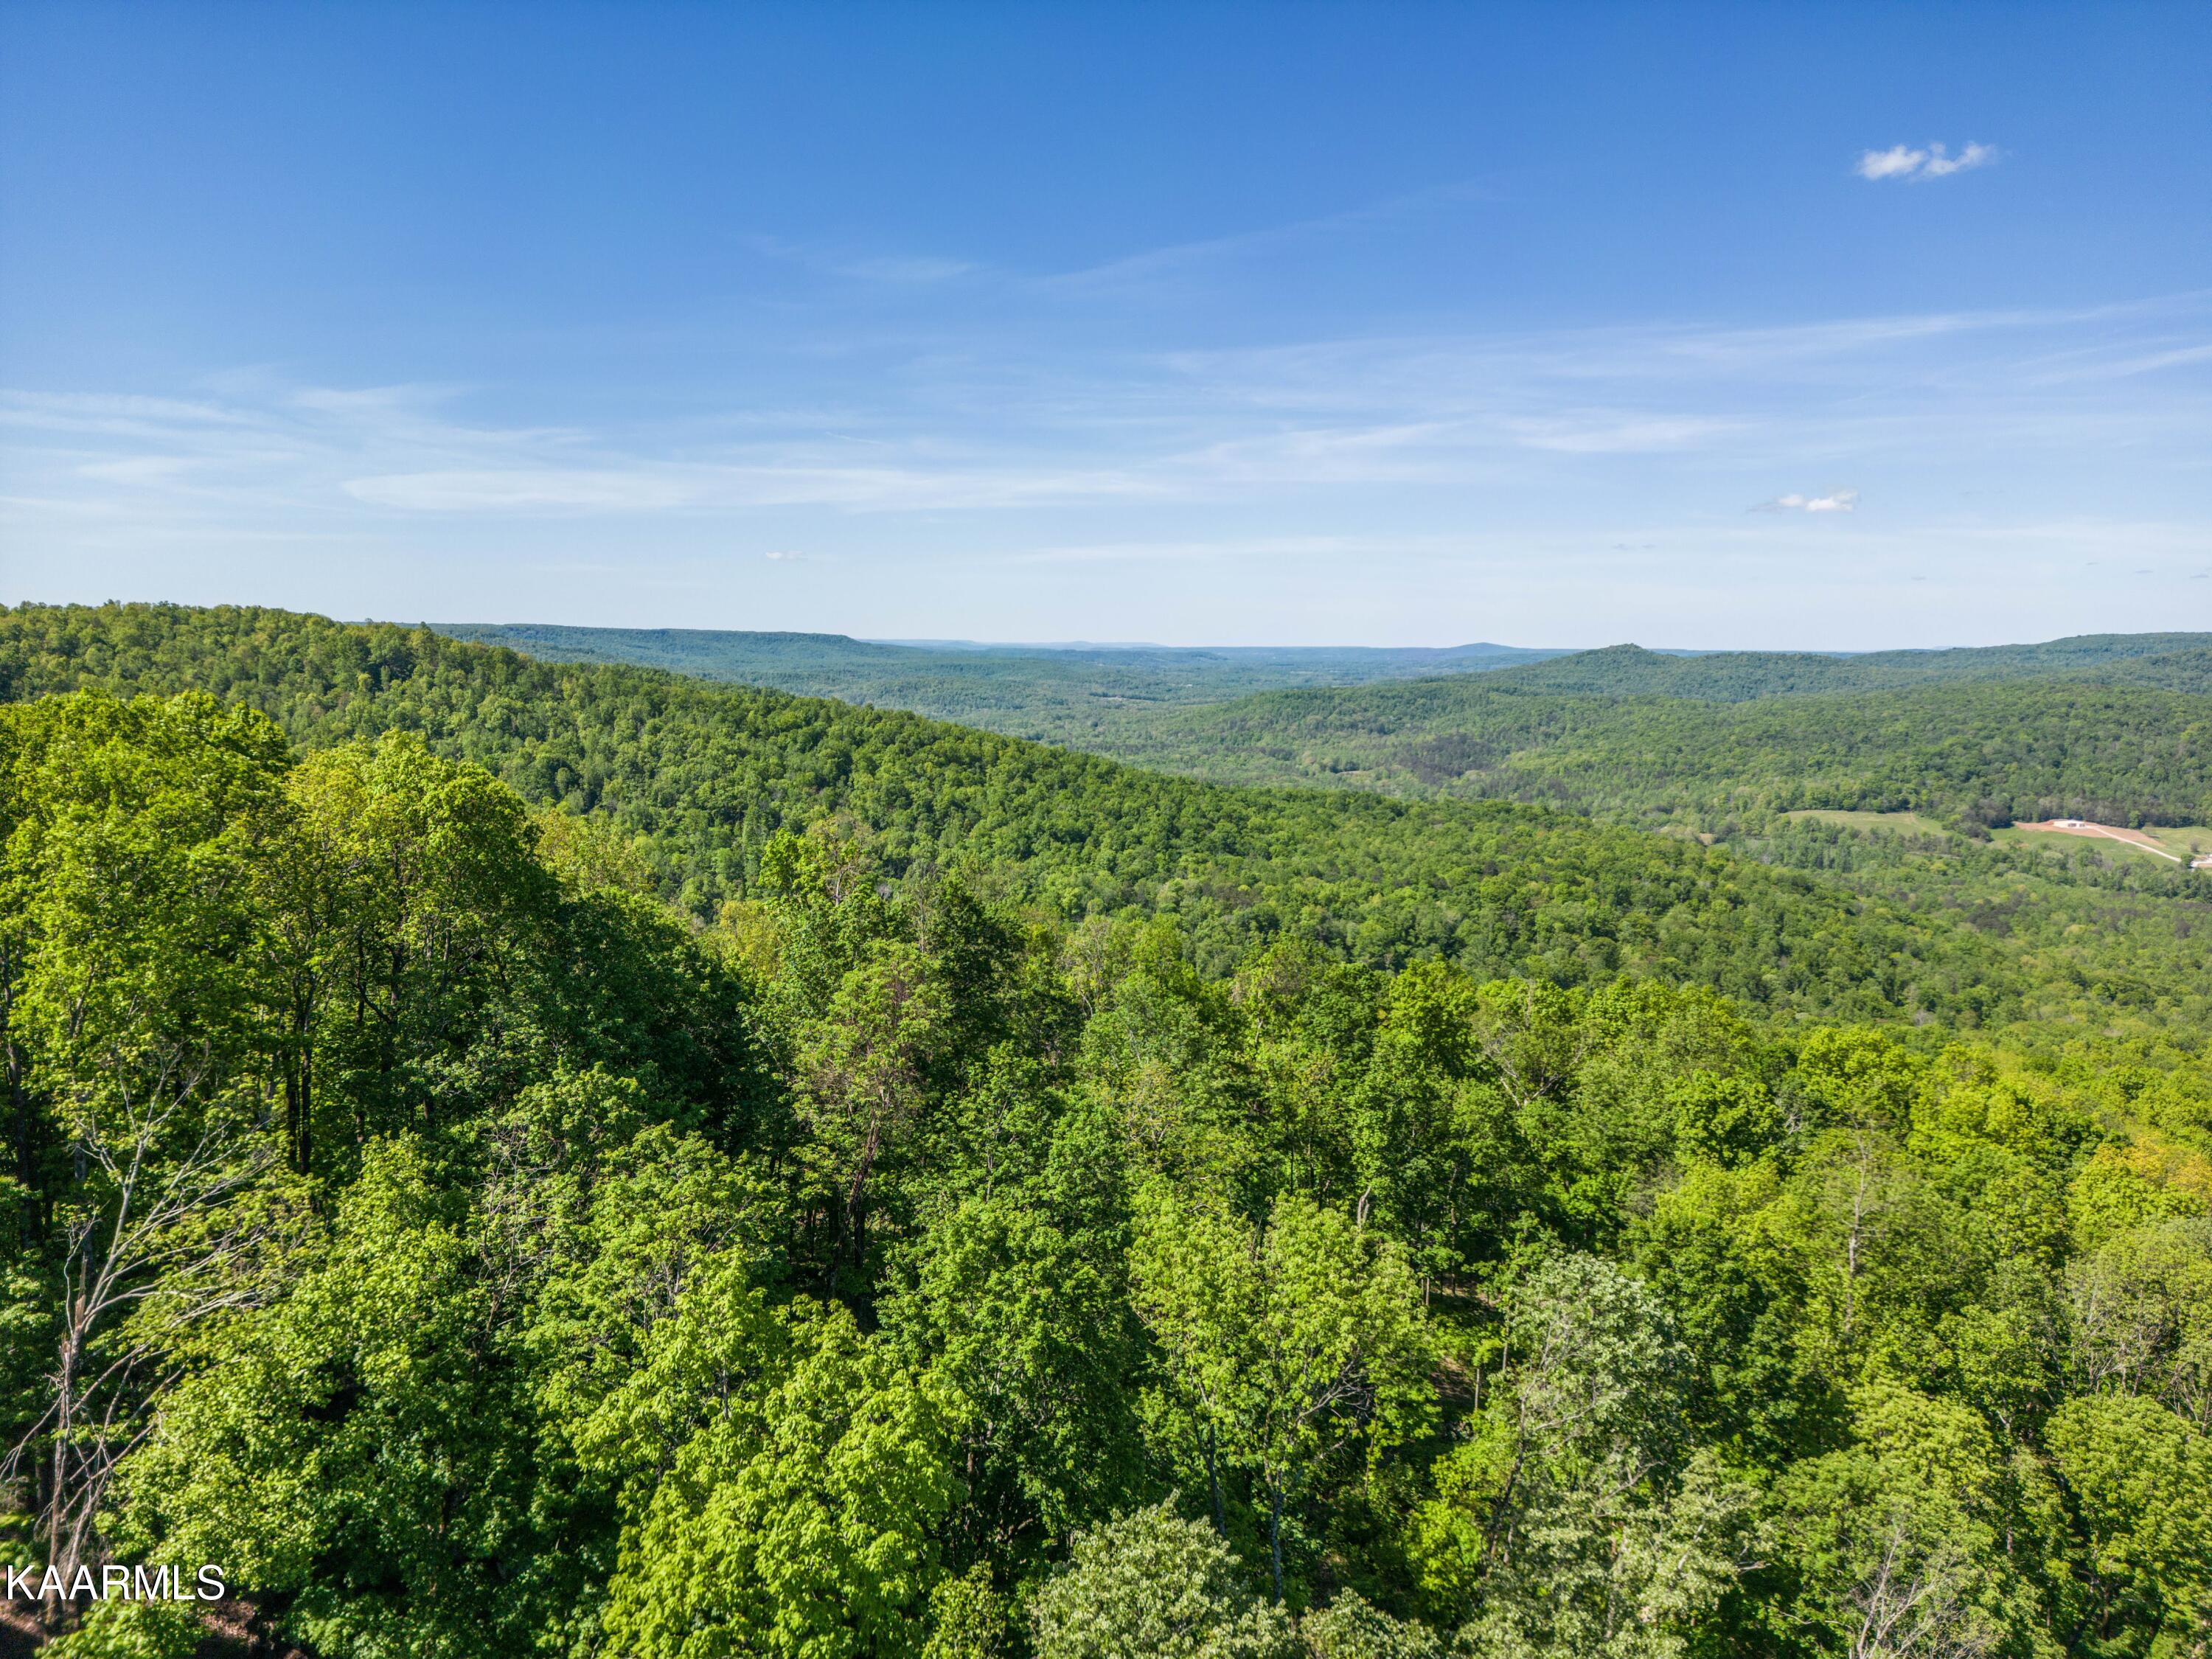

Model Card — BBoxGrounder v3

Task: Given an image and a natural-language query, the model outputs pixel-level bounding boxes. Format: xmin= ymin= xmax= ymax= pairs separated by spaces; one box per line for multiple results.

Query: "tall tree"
xmin=1412 ymin=1255 xmax=1759 ymax=1658
xmin=1029 ymin=1499 xmax=1294 ymax=1659
xmin=1133 ymin=1189 xmax=1433 ymax=1602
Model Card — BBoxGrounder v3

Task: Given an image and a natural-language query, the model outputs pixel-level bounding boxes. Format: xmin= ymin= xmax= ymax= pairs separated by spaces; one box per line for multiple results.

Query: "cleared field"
xmin=1994 ymin=821 xmax=2212 ymax=865
xmin=1784 ymin=809 xmax=1957 ymax=838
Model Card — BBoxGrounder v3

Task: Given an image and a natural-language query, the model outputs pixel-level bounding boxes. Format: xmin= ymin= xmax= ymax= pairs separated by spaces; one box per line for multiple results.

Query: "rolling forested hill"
xmin=5 ymin=599 xmax=2211 ymax=1659
xmin=432 ymin=621 xmax=1568 ymax=740
xmin=7 ymin=605 xmax=2206 ymax=1037
xmin=1463 ymin=634 xmax=2212 ymax=700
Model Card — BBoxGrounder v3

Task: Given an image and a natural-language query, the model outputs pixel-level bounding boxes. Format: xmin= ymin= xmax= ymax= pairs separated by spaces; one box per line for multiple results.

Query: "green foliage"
xmin=2063 ymin=1219 xmax=2212 ymax=1428
xmin=428 ymin=624 xmax=2212 ymax=731
xmin=1413 ymin=1256 xmax=1758 ymax=1656
xmin=1774 ymin=1385 xmax=2051 ymax=1659
xmin=40 ymin=1601 xmax=203 ymax=1659
xmin=599 ymin=1299 xmax=958 ymax=1659
xmin=1295 ymin=1591 xmax=1441 ymax=1659
xmin=1028 ymin=1499 xmax=1294 ymax=1659
xmin=2047 ymin=1394 xmax=2212 ymax=1652
xmin=0 ymin=607 xmax=2207 ymax=1659
xmin=123 ymin=1137 xmax=556 ymax=1659
xmin=1497 ymin=638 xmax=2212 ymax=698
xmin=1131 ymin=1189 xmax=1433 ymax=1601
xmin=883 ymin=1186 xmax=1155 ymax=1564
xmin=925 ymin=1563 xmax=1013 ymax=1659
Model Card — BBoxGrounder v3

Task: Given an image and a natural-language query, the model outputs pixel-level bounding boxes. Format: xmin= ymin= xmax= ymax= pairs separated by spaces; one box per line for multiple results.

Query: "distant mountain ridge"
xmin=426 ymin=622 xmax=1573 ymax=740
xmin=1474 ymin=634 xmax=2212 ymax=700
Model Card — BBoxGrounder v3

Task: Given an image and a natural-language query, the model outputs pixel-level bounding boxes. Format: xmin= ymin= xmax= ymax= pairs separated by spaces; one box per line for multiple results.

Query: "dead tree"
xmin=2 ymin=1042 xmax=285 ymax=1624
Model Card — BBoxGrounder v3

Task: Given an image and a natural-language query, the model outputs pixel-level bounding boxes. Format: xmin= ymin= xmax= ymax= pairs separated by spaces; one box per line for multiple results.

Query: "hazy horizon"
xmin=425 ymin=619 xmax=2209 ymax=658
xmin=11 ymin=600 xmax=2209 ymax=658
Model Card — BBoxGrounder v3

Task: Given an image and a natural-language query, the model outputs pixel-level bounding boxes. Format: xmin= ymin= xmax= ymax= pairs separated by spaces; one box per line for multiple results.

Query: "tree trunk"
xmin=1268 ymin=1481 xmax=1284 ymax=1604
xmin=846 ymin=1113 xmax=884 ymax=1273
xmin=1205 ymin=1423 xmax=1225 ymax=1534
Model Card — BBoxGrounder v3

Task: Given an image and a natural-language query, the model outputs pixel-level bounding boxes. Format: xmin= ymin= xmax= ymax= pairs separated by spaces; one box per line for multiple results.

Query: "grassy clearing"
xmin=1784 ymin=809 xmax=1956 ymax=838
xmin=2129 ymin=823 xmax=2212 ymax=860
xmin=1782 ymin=811 xmax=2212 ymax=869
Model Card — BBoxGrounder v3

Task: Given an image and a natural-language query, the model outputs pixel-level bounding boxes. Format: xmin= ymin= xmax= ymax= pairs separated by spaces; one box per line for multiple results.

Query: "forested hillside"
xmin=1082 ymin=672 xmax=2212 ymax=830
xmin=1 ymin=603 xmax=2208 ymax=1659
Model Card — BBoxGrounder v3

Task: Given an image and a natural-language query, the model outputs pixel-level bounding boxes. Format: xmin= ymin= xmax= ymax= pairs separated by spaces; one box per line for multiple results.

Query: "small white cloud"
xmin=1857 ymin=142 xmax=1998 ymax=182
xmin=1921 ymin=142 xmax=2000 ymax=178
xmin=762 ymin=549 xmax=807 ymax=561
xmin=1857 ymin=145 xmax=1927 ymax=181
xmin=1754 ymin=487 xmax=1860 ymax=514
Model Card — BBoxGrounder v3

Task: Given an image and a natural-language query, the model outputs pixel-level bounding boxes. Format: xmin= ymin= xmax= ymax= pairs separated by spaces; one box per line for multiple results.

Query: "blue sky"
xmin=2 ymin=2 xmax=2208 ymax=647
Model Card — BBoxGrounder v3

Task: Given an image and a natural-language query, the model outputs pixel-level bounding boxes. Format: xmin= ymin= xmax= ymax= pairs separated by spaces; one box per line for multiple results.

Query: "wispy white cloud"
xmin=1754 ymin=488 xmax=1860 ymax=513
xmin=1856 ymin=145 xmax=1924 ymax=182
xmin=669 ymin=182 xmax=1503 ymax=316
xmin=344 ymin=458 xmax=1171 ymax=514
xmin=1856 ymin=142 xmax=2000 ymax=183
xmin=5 ymin=293 xmax=2208 ymax=563
xmin=76 ymin=456 xmax=201 ymax=485
xmin=2032 ymin=340 xmax=2212 ymax=381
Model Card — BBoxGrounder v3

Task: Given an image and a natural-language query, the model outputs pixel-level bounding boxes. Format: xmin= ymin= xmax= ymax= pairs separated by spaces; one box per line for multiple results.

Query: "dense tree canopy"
xmin=0 ymin=606 xmax=2207 ymax=1659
